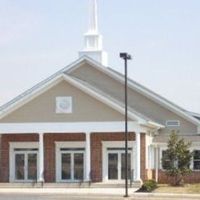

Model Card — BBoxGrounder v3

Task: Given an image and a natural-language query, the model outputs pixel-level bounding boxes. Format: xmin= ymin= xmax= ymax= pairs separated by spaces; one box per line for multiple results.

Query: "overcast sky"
xmin=0 ymin=0 xmax=200 ymax=113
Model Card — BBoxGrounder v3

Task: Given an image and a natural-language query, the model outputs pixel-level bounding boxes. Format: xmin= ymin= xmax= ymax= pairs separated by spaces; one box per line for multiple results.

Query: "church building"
xmin=0 ymin=0 xmax=200 ymax=185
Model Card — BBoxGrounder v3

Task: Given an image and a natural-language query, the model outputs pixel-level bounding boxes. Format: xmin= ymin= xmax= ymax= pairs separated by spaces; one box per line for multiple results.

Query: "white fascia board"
xmin=147 ymin=121 xmax=165 ymax=129
xmin=60 ymin=57 xmax=87 ymax=73
xmin=66 ymin=56 xmax=101 ymax=73
xmin=66 ymin=57 xmax=200 ymax=126
xmin=59 ymin=56 xmax=94 ymax=75
xmin=0 ymin=74 xmax=64 ymax=120
xmin=0 ymin=121 xmax=144 ymax=134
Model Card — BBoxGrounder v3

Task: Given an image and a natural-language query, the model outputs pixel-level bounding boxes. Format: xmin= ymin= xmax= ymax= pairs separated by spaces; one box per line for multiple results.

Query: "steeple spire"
xmin=89 ymin=0 xmax=98 ymax=33
xmin=79 ymin=0 xmax=108 ymax=66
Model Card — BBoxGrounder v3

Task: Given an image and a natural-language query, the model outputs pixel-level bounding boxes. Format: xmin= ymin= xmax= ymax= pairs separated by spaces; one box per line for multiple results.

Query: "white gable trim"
xmin=0 ymin=56 xmax=195 ymax=127
xmin=66 ymin=56 xmax=200 ymax=126
xmin=0 ymin=74 xmax=64 ymax=120
xmin=0 ymin=57 xmax=88 ymax=117
xmin=0 ymin=73 xmax=149 ymax=125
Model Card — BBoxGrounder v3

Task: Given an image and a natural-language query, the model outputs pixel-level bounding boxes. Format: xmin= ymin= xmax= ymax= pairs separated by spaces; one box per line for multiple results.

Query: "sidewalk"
xmin=0 ymin=187 xmax=138 ymax=196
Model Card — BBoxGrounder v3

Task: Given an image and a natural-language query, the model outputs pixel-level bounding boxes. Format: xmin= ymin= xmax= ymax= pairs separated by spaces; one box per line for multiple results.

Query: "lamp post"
xmin=120 ymin=52 xmax=132 ymax=197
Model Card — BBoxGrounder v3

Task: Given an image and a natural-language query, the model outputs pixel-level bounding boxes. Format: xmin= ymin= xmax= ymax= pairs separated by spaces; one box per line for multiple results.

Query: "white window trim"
xmin=190 ymin=147 xmax=200 ymax=171
xmin=9 ymin=142 xmax=39 ymax=182
xmin=191 ymin=150 xmax=200 ymax=171
xmin=102 ymin=141 xmax=135 ymax=182
xmin=55 ymin=141 xmax=86 ymax=182
xmin=159 ymin=146 xmax=167 ymax=170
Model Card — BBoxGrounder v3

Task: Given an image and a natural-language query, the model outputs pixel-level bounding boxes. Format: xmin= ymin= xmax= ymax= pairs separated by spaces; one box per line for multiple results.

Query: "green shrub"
xmin=139 ymin=180 xmax=157 ymax=192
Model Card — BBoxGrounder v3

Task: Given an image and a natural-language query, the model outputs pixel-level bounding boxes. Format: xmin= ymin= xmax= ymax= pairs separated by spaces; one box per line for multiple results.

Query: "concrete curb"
xmin=133 ymin=192 xmax=200 ymax=199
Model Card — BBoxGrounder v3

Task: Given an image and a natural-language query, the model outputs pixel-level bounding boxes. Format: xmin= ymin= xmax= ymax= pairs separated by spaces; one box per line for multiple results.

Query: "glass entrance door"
xmin=27 ymin=153 xmax=37 ymax=180
xmin=108 ymin=151 xmax=131 ymax=181
xmin=14 ymin=151 xmax=38 ymax=182
xmin=15 ymin=154 xmax=25 ymax=180
xmin=121 ymin=153 xmax=131 ymax=180
xmin=61 ymin=151 xmax=84 ymax=182
xmin=108 ymin=153 xmax=118 ymax=179
xmin=62 ymin=153 xmax=71 ymax=180
xmin=74 ymin=153 xmax=84 ymax=180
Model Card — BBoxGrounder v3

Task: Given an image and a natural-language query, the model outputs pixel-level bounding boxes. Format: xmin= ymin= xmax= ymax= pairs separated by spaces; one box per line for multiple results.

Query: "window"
xmin=161 ymin=149 xmax=191 ymax=170
xmin=162 ymin=150 xmax=171 ymax=170
xmin=166 ymin=120 xmax=180 ymax=127
xmin=193 ymin=150 xmax=200 ymax=170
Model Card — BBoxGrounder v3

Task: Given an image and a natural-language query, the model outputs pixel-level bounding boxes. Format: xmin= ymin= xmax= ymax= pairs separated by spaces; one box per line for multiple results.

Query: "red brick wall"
xmin=0 ymin=133 xmax=85 ymax=183
xmin=140 ymin=133 xmax=147 ymax=181
xmin=152 ymin=170 xmax=200 ymax=184
xmin=0 ymin=134 xmax=38 ymax=182
xmin=0 ymin=132 xmax=146 ymax=183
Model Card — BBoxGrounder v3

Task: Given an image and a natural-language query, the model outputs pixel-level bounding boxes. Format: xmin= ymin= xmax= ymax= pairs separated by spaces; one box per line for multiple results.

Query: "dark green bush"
xmin=138 ymin=180 xmax=157 ymax=192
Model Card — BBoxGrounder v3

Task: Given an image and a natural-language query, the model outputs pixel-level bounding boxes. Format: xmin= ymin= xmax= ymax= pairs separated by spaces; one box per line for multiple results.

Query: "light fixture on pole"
xmin=120 ymin=52 xmax=132 ymax=198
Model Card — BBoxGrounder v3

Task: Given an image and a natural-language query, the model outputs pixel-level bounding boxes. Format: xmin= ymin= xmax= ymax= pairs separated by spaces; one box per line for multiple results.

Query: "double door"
xmin=14 ymin=150 xmax=38 ymax=182
xmin=61 ymin=151 xmax=84 ymax=182
xmin=108 ymin=150 xmax=131 ymax=181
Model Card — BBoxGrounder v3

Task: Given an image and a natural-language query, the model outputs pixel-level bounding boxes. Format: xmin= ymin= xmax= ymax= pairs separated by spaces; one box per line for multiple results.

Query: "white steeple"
xmin=89 ymin=0 xmax=98 ymax=33
xmin=79 ymin=0 xmax=108 ymax=66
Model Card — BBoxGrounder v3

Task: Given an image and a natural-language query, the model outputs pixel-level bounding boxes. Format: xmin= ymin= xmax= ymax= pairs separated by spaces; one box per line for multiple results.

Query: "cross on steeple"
xmin=79 ymin=0 xmax=108 ymax=66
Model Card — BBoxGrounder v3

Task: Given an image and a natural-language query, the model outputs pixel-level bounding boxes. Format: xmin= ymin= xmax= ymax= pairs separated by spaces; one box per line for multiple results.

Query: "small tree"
xmin=162 ymin=131 xmax=193 ymax=186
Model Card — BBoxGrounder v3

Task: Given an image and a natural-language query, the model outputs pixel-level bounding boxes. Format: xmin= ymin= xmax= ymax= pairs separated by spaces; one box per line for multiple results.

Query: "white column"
xmin=133 ymin=141 xmax=136 ymax=181
xmin=135 ymin=132 xmax=141 ymax=181
xmin=38 ymin=132 xmax=44 ymax=182
xmin=155 ymin=145 xmax=159 ymax=182
xmin=85 ymin=132 xmax=91 ymax=181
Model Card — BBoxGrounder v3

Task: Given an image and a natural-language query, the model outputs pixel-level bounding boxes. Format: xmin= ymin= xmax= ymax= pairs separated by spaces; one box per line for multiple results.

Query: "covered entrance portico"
xmin=0 ymin=121 xmax=144 ymax=183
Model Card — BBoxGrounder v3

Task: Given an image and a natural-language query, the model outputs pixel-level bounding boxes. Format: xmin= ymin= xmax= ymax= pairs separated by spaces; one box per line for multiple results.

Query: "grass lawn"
xmin=154 ymin=184 xmax=200 ymax=194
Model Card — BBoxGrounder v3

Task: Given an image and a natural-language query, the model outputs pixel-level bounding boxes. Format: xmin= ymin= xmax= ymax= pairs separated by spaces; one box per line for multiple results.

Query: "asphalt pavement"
xmin=0 ymin=193 xmax=200 ymax=200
